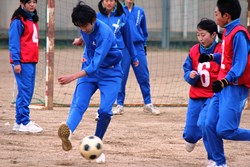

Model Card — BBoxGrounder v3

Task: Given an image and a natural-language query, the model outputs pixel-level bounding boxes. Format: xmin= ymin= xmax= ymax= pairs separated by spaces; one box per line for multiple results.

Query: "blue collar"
xmin=200 ymin=40 xmax=217 ymax=54
xmin=224 ymin=19 xmax=240 ymax=36
xmin=22 ymin=7 xmax=35 ymax=19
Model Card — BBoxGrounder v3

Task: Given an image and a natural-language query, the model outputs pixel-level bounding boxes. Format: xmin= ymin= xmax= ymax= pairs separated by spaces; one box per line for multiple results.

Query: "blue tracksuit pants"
xmin=12 ymin=63 xmax=36 ymax=125
xmin=66 ymin=76 xmax=121 ymax=139
xmin=117 ymin=43 xmax=151 ymax=105
xmin=205 ymin=85 xmax=250 ymax=166
xmin=183 ymin=98 xmax=214 ymax=160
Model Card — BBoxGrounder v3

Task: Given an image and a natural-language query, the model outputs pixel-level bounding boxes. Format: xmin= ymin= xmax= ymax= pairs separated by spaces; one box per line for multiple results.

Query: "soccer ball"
xmin=79 ymin=135 xmax=103 ymax=160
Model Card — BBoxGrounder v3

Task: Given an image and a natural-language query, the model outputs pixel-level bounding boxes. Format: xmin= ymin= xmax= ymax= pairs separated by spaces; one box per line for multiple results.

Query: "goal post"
xmin=45 ymin=0 xmax=55 ymax=110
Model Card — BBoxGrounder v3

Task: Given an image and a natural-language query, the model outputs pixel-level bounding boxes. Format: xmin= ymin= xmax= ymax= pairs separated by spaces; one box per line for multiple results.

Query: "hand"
xmin=133 ymin=60 xmax=139 ymax=67
xmin=198 ymin=53 xmax=213 ymax=63
xmin=190 ymin=70 xmax=198 ymax=79
xmin=81 ymin=57 xmax=86 ymax=62
xmin=212 ymin=78 xmax=228 ymax=93
xmin=58 ymin=74 xmax=76 ymax=85
xmin=144 ymin=46 xmax=147 ymax=55
xmin=14 ymin=64 xmax=21 ymax=73
xmin=72 ymin=37 xmax=83 ymax=46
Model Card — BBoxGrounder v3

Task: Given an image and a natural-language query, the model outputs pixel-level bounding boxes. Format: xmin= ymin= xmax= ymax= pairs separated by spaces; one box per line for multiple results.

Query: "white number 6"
xmin=197 ymin=62 xmax=210 ymax=87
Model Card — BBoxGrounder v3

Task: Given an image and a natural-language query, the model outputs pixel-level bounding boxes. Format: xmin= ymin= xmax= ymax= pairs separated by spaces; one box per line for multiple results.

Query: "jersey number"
xmin=221 ymin=40 xmax=225 ymax=69
xmin=32 ymin=24 xmax=38 ymax=46
xmin=197 ymin=62 xmax=210 ymax=87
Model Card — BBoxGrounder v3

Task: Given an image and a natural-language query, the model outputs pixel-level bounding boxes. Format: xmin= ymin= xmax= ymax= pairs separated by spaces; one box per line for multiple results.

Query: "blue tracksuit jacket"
xmin=66 ymin=19 xmax=123 ymax=140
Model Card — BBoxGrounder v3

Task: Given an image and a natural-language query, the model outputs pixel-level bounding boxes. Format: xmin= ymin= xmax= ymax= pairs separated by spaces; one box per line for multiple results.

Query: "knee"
xmin=216 ymin=128 xmax=234 ymax=139
xmin=197 ymin=121 xmax=204 ymax=131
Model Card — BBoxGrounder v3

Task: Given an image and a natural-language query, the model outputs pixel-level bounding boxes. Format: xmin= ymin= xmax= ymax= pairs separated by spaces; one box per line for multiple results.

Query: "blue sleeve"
xmin=83 ymin=37 xmax=112 ymax=75
xmin=212 ymin=53 xmax=221 ymax=65
xmin=9 ymin=19 xmax=24 ymax=65
xmin=121 ymin=20 xmax=138 ymax=63
xmin=225 ymin=31 xmax=249 ymax=82
xmin=141 ymin=10 xmax=148 ymax=45
xmin=183 ymin=54 xmax=200 ymax=86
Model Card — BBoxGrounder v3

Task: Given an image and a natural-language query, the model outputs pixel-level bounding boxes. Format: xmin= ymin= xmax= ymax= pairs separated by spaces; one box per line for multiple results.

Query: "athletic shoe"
xmin=143 ymin=104 xmax=160 ymax=115
xmin=19 ymin=121 xmax=43 ymax=133
xmin=12 ymin=123 xmax=20 ymax=131
xmin=96 ymin=153 xmax=105 ymax=163
xmin=113 ymin=105 xmax=124 ymax=115
xmin=185 ymin=141 xmax=196 ymax=152
xmin=95 ymin=113 xmax=99 ymax=121
xmin=215 ymin=164 xmax=228 ymax=167
xmin=58 ymin=123 xmax=72 ymax=151
xmin=207 ymin=160 xmax=216 ymax=167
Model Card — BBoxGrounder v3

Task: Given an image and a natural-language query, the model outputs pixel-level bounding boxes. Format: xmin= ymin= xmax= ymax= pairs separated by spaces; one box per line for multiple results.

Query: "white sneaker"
xmin=143 ymin=104 xmax=160 ymax=115
xmin=113 ymin=105 xmax=124 ymax=115
xmin=12 ymin=123 xmax=20 ymax=131
xmin=58 ymin=123 xmax=72 ymax=151
xmin=207 ymin=160 xmax=216 ymax=167
xmin=19 ymin=121 xmax=43 ymax=133
xmin=185 ymin=142 xmax=196 ymax=152
xmin=95 ymin=113 xmax=99 ymax=121
xmin=215 ymin=164 xmax=228 ymax=167
xmin=96 ymin=153 xmax=105 ymax=163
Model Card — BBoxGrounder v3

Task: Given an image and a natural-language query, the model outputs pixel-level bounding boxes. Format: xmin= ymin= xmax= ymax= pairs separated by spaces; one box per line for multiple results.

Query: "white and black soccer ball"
xmin=79 ymin=135 xmax=103 ymax=160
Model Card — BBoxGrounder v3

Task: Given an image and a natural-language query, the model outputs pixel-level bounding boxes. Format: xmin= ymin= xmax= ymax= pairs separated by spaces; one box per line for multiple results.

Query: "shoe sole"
xmin=58 ymin=123 xmax=72 ymax=151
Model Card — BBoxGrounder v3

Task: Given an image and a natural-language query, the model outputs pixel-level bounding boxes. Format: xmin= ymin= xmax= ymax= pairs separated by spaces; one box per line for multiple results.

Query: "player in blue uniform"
xmin=199 ymin=0 xmax=250 ymax=166
xmin=9 ymin=0 xmax=43 ymax=133
xmin=113 ymin=0 xmax=160 ymax=115
xmin=94 ymin=0 xmax=139 ymax=119
xmin=183 ymin=18 xmax=221 ymax=167
xmin=57 ymin=2 xmax=123 ymax=163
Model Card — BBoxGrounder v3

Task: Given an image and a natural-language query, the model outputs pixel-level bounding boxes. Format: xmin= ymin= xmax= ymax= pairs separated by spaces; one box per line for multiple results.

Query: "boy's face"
xmin=214 ymin=6 xmax=228 ymax=28
xmin=80 ymin=23 xmax=94 ymax=34
xmin=196 ymin=28 xmax=216 ymax=48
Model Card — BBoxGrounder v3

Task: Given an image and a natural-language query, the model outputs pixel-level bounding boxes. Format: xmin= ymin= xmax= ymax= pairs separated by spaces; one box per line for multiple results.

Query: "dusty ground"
xmin=1 ymin=50 xmax=250 ymax=167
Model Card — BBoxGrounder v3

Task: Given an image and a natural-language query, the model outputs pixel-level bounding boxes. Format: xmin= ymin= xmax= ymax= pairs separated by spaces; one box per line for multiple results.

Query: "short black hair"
xmin=71 ymin=1 xmax=96 ymax=27
xmin=98 ymin=0 xmax=124 ymax=16
xmin=217 ymin=0 xmax=241 ymax=20
xmin=197 ymin=18 xmax=218 ymax=35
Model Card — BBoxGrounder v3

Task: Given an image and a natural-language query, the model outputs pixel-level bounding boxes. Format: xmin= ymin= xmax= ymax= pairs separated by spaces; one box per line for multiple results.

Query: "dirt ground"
xmin=1 ymin=51 xmax=250 ymax=167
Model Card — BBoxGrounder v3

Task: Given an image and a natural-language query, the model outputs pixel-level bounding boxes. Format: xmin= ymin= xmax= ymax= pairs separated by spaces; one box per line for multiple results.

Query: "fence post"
xmin=161 ymin=0 xmax=170 ymax=49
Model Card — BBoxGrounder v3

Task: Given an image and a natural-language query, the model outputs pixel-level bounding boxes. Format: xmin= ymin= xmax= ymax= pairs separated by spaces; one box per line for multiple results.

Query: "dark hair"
xmin=20 ymin=0 xmax=35 ymax=4
xmin=197 ymin=18 xmax=218 ymax=35
xmin=71 ymin=1 xmax=96 ymax=27
xmin=98 ymin=0 xmax=124 ymax=16
xmin=217 ymin=0 xmax=241 ymax=20
xmin=11 ymin=0 xmax=39 ymax=23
